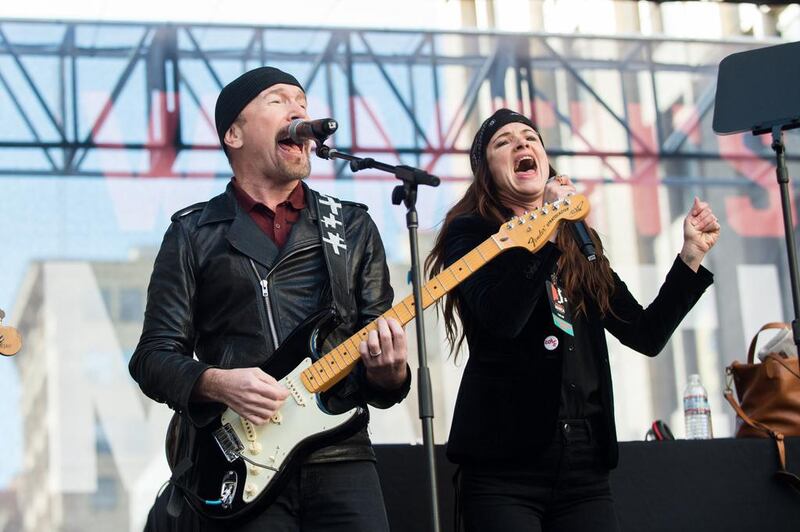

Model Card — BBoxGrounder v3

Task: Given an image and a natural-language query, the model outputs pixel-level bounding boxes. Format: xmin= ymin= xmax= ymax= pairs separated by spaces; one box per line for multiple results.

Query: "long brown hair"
xmin=424 ymin=159 xmax=616 ymax=356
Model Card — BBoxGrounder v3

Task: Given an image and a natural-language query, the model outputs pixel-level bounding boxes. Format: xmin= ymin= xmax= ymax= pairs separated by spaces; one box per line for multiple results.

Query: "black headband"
xmin=214 ymin=66 xmax=304 ymax=150
xmin=469 ymin=108 xmax=538 ymax=173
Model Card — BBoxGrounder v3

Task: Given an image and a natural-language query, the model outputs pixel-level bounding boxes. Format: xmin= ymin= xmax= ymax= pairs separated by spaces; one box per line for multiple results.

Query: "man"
xmin=130 ymin=66 xmax=410 ymax=531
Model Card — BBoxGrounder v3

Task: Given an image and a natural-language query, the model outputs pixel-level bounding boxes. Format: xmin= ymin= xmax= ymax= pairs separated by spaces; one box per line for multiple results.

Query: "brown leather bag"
xmin=725 ymin=322 xmax=800 ymax=485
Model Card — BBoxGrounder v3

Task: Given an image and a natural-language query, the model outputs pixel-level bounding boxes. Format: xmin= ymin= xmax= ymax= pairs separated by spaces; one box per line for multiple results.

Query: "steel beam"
xmin=0 ymin=19 xmax=794 ymax=182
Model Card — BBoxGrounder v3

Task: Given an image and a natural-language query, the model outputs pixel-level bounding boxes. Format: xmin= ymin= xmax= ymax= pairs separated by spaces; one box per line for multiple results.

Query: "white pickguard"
xmin=219 ymin=357 xmax=358 ymax=503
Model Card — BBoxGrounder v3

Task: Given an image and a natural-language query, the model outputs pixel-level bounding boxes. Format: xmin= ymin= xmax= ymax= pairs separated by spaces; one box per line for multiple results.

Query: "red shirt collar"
xmin=231 ymin=178 xmax=306 ymax=212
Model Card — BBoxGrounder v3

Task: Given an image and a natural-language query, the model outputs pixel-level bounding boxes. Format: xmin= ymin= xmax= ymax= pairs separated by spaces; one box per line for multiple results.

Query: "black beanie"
xmin=469 ymin=108 xmax=540 ymax=173
xmin=214 ymin=66 xmax=304 ymax=150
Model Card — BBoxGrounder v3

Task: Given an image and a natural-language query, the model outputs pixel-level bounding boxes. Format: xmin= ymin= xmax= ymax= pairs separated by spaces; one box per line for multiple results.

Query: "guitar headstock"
xmin=492 ymin=194 xmax=590 ymax=252
xmin=0 ymin=325 xmax=22 ymax=356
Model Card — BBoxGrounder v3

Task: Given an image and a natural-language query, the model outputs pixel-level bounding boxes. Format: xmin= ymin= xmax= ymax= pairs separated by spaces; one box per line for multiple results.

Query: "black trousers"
xmin=148 ymin=460 xmax=390 ymax=532
xmin=230 ymin=460 xmax=390 ymax=532
xmin=457 ymin=420 xmax=621 ymax=532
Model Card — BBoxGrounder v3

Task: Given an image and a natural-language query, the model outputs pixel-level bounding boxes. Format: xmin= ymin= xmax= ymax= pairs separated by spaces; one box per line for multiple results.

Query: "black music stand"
xmin=713 ymin=40 xmax=800 ymax=350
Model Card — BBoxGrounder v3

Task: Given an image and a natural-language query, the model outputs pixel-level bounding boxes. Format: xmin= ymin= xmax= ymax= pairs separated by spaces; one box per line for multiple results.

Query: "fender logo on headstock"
xmin=528 ymin=227 xmax=547 ymax=246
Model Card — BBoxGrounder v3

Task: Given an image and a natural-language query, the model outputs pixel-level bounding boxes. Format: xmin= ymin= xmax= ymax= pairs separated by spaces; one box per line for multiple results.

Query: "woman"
xmin=426 ymin=109 xmax=719 ymax=531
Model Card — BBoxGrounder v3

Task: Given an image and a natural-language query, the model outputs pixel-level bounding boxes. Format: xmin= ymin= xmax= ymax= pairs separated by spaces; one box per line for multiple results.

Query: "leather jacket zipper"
xmin=249 ymin=258 xmax=280 ymax=350
xmin=248 ymin=243 xmax=319 ymax=351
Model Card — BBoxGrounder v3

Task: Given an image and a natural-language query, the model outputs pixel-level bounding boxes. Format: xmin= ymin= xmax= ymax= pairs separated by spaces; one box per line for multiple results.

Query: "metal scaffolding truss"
xmin=0 ymin=18 xmax=793 ymax=181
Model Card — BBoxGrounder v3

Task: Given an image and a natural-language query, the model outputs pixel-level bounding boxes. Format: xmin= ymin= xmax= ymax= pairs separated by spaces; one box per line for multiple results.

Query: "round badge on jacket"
xmin=543 ymin=335 xmax=559 ymax=351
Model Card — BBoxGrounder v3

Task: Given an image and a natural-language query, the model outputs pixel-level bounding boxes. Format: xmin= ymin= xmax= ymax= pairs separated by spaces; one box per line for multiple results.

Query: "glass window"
xmin=119 ymin=288 xmax=144 ymax=322
xmin=91 ymin=477 xmax=118 ymax=510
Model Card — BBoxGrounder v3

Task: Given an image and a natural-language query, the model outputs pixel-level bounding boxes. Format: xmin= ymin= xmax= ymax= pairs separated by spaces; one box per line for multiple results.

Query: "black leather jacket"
xmin=129 ymin=181 xmax=410 ymax=462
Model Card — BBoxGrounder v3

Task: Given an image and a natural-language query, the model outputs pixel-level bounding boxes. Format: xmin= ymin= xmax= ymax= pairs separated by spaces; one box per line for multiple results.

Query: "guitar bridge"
xmin=213 ymin=423 xmax=244 ymax=463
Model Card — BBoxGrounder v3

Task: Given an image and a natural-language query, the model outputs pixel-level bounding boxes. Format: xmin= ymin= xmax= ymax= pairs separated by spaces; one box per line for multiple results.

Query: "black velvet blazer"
xmin=443 ymin=214 xmax=713 ymax=469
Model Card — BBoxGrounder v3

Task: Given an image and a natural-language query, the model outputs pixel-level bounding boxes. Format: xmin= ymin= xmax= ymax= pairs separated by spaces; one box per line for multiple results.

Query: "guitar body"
xmin=177 ymin=308 xmax=368 ymax=524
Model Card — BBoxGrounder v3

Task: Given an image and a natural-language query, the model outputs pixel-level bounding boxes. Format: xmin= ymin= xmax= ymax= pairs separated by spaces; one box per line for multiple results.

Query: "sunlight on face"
xmin=231 ymin=84 xmax=311 ymax=182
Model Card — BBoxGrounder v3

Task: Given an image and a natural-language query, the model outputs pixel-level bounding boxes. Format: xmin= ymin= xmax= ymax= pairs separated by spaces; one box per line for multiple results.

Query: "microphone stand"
xmin=711 ymin=41 xmax=800 ymax=353
xmin=315 ymin=142 xmax=442 ymax=532
xmin=767 ymin=126 xmax=800 ymax=352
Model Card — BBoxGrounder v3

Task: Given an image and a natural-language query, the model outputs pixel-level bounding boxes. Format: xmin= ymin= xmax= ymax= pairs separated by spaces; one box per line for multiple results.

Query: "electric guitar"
xmin=173 ymin=194 xmax=590 ymax=524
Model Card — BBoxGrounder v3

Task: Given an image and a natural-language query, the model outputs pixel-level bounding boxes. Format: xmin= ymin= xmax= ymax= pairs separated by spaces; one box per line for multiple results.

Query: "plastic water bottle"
xmin=683 ymin=374 xmax=713 ymax=439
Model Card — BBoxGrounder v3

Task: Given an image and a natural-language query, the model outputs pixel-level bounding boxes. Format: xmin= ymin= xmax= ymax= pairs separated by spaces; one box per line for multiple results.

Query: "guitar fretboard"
xmin=299 ymin=237 xmax=503 ymax=393
xmin=298 ymin=194 xmax=588 ymax=394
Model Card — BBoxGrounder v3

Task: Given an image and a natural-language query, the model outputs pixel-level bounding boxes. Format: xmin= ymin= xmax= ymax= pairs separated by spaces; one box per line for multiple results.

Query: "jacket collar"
xmin=200 ymin=180 xmax=322 ymax=270
xmin=199 ymin=180 xmax=320 ymax=223
xmin=197 ymin=181 xmax=237 ymax=226
xmin=277 ymin=181 xmax=321 ymax=260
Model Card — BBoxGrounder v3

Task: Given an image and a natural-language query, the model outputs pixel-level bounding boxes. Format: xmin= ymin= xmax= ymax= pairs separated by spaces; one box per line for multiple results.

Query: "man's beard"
xmin=275 ymin=153 xmax=311 ymax=182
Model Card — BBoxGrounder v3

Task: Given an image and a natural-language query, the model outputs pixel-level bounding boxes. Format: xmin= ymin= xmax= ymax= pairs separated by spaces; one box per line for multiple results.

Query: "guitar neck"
xmin=300 ymin=236 xmax=504 ymax=393
xmin=299 ymin=194 xmax=589 ymax=394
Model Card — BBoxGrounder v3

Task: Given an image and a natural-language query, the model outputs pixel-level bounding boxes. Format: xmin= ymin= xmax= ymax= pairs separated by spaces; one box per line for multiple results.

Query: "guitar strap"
xmin=165 ymin=415 xmax=198 ymax=519
xmin=309 ymin=189 xmax=354 ymax=324
xmin=166 ymin=458 xmax=193 ymax=517
xmin=310 ymin=189 xmax=367 ymax=407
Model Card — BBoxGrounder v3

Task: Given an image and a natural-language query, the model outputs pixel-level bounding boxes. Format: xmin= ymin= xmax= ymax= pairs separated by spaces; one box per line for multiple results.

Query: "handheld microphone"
xmin=549 ymin=167 xmax=597 ymax=263
xmin=570 ymin=221 xmax=597 ymax=262
xmin=287 ymin=118 xmax=338 ymax=144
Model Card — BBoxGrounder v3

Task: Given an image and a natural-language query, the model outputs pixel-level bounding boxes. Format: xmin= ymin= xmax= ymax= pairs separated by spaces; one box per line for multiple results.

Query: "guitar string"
xmin=303 ymin=195 xmax=584 ymax=392
xmin=237 ymin=452 xmax=280 ymax=472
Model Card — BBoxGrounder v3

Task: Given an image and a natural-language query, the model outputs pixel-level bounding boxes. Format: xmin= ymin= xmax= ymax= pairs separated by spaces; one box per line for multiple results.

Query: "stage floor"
xmin=375 ymin=437 xmax=800 ymax=532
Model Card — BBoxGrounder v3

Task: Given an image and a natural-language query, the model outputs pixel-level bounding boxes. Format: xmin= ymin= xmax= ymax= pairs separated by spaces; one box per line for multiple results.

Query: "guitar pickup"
xmin=284 ymin=376 xmax=306 ymax=406
xmin=213 ymin=423 xmax=244 ymax=463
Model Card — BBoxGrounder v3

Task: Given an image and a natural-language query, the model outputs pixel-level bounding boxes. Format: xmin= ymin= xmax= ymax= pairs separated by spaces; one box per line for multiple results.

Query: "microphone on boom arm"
xmin=286 ymin=118 xmax=338 ymax=144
